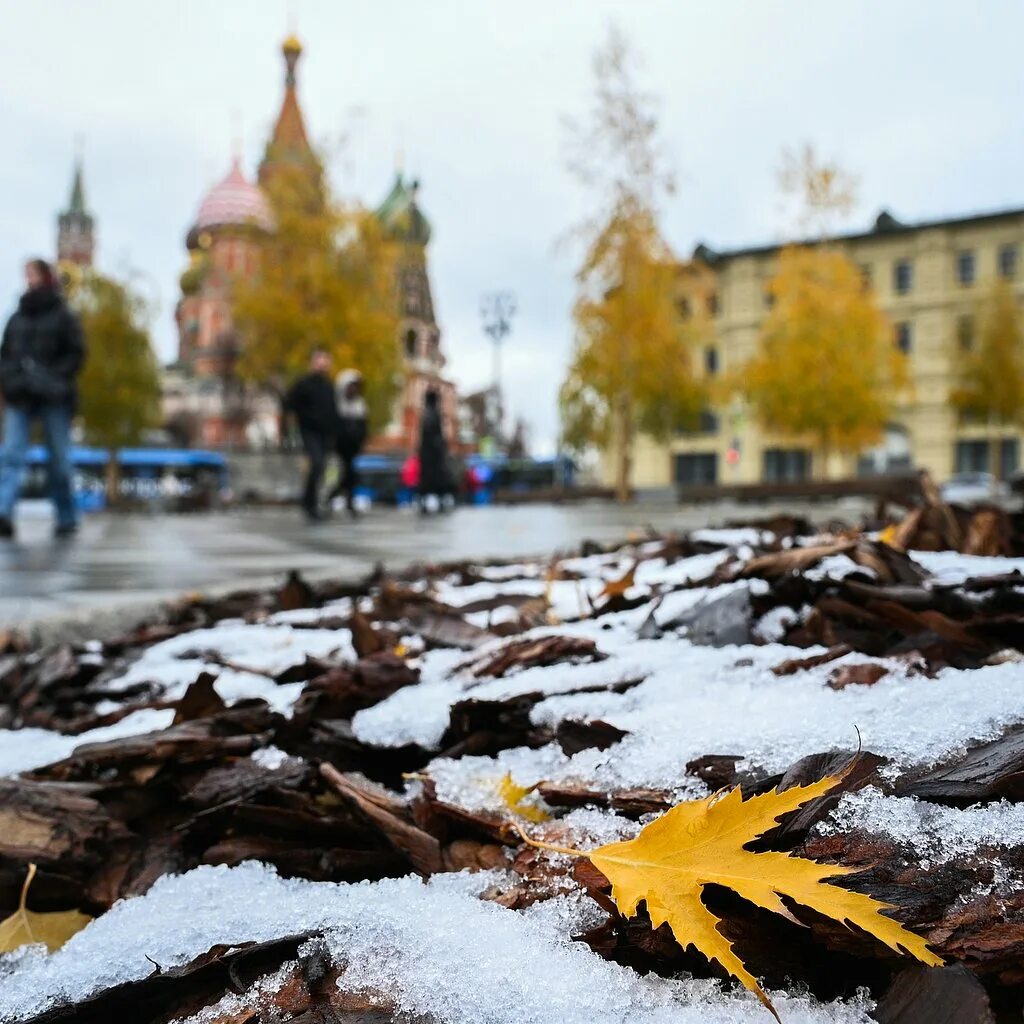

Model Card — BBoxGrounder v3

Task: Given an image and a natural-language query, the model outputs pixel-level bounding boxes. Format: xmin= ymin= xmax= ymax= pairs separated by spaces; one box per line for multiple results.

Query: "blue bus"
xmin=24 ymin=446 xmax=228 ymax=511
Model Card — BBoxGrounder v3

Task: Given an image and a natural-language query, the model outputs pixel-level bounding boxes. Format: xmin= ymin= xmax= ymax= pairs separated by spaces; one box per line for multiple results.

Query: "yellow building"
xmin=628 ymin=207 xmax=1024 ymax=491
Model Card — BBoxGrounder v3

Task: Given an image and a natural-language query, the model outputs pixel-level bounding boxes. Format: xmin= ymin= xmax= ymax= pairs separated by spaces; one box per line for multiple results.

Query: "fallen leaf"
xmin=0 ymin=864 xmax=92 ymax=954
xmin=598 ymin=562 xmax=637 ymax=601
xmin=828 ymin=663 xmax=888 ymax=690
xmin=519 ymin=767 xmax=941 ymax=1019
xmin=498 ymin=773 xmax=550 ymax=822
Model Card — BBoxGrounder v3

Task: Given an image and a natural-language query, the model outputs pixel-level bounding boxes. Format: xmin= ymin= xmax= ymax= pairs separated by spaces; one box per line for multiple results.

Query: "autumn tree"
xmin=232 ymin=161 xmax=399 ymax=432
xmin=739 ymin=247 xmax=908 ymax=479
xmin=950 ymin=279 xmax=1024 ymax=477
xmin=559 ymin=26 xmax=707 ymax=501
xmin=69 ymin=272 xmax=162 ymax=500
xmin=778 ymin=143 xmax=858 ymax=239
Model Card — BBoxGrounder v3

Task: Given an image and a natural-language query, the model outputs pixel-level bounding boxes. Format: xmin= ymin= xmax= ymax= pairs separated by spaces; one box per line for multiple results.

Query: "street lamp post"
xmin=480 ymin=291 xmax=516 ymax=443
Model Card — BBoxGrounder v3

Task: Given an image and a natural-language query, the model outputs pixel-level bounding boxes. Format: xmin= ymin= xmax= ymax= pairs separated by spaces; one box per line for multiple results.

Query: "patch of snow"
xmin=420 ymin=638 xmax=1024 ymax=805
xmin=692 ymin=527 xmax=772 ymax=547
xmin=0 ymin=863 xmax=873 ymax=1024
xmin=100 ymin=622 xmax=354 ymax=717
xmin=0 ymin=708 xmax=176 ymax=778
xmin=820 ymin=787 xmax=1024 ymax=863
xmin=754 ymin=606 xmax=798 ymax=643
xmin=910 ymin=551 xmax=1024 ymax=584
xmin=804 ymin=555 xmax=873 ymax=581
xmin=249 ymin=745 xmax=301 ymax=771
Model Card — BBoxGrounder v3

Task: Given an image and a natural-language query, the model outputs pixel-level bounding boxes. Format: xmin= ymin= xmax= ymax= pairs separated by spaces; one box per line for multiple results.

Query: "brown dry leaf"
xmin=521 ymin=767 xmax=941 ymax=1020
xmin=0 ymin=864 xmax=92 ymax=954
xmin=598 ymin=562 xmax=638 ymax=601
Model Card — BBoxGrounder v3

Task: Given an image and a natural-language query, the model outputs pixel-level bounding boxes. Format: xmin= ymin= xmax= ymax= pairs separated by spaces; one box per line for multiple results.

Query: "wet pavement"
xmin=0 ymin=497 xmax=871 ymax=627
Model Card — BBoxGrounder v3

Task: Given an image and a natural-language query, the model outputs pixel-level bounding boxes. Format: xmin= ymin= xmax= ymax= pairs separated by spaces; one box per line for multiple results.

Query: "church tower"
xmin=258 ymin=34 xmax=321 ymax=194
xmin=57 ymin=159 xmax=95 ymax=268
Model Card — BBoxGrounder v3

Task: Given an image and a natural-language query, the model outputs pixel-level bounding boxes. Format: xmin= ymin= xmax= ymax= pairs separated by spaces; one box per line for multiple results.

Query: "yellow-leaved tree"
xmin=950 ymin=279 xmax=1024 ymax=478
xmin=739 ymin=246 xmax=909 ymax=479
xmin=232 ymin=161 xmax=399 ymax=431
xmin=559 ymin=26 xmax=707 ymax=501
xmin=69 ymin=271 xmax=162 ymax=500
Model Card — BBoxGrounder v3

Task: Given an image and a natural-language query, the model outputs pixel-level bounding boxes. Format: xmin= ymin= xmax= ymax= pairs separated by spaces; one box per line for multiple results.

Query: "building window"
xmin=404 ymin=328 xmax=418 ymax=359
xmin=893 ymin=260 xmax=913 ymax=295
xmin=999 ymin=244 xmax=1018 ymax=279
xmin=763 ymin=448 xmax=810 ymax=482
xmin=860 ymin=264 xmax=872 ymax=290
xmin=953 ymin=439 xmax=1019 ymax=476
xmin=704 ymin=346 xmax=719 ymax=375
xmin=676 ymin=408 xmax=719 ymax=437
xmin=956 ymin=250 xmax=976 ymax=286
xmin=676 ymin=297 xmax=691 ymax=318
xmin=764 ymin=289 xmax=775 ymax=309
xmin=895 ymin=321 xmax=913 ymax=354
xmin=707 ymin=292 xmax=720 ymax=316
xmin=956 ymin=315 xmax=974 ymax=352
xmin=674 ymin=452 xmax=718 ymax=486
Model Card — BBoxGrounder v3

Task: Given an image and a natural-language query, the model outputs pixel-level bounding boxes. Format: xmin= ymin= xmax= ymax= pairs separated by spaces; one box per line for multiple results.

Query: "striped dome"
xmin=195 ymin=158 xmax=273 ymax=232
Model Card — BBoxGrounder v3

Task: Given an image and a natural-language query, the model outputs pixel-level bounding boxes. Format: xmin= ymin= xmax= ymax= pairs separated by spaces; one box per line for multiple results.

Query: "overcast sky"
xmin=2 ymin=1 xmax=1021 ymax=452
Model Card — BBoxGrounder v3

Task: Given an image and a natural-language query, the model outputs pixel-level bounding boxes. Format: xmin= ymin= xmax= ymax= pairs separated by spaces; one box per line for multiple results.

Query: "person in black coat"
xmin=0 ymin=259 xmax=86 ymax=538
xmin=417 ymin=388 xmax=452 ymax=512
xmin=284 ymin=348 xmax=336 ymax=521
xmin=327 ymin=369 xmax=368 ymax=515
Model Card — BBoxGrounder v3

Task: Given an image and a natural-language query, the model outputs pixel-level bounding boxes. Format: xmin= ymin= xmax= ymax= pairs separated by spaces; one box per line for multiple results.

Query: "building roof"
xmin=693 ymin=206 xmax=1024 ymax=266
xmin=195 ymin=157 xmax=273 ymax=233
xmin=60 ymin=159 xmax=93 ymax=225
xmin=376 ymin=172 xmax=432 ymax=245
xmin=259 ymin=35 xmax=316 ymax=185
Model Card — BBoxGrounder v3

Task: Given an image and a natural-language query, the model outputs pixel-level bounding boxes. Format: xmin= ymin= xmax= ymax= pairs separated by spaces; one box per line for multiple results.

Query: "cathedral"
xmin=165 ymin=35 xmax=459 ymax=454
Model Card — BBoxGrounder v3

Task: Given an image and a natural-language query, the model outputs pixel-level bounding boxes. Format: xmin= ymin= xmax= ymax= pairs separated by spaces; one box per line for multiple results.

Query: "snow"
xmin=415 ymin=623 xmax=1024 ymax=804
xmin=101 ymin=622 xmax=354 ymax=715
xmin=691 ymin=527 xmax=772 ymax=547
xmin=0 ymin=708 xmax=175 ymax=778
xmin=909 ymin=550 xmax=1024 ymax=584
xmin=249 ymin=745 xmax=301 ymax=771
xmin=0 ymin=862 xmax=873 ymax=1024
xmin=820 ymin=787 xmax=1024 ymax=863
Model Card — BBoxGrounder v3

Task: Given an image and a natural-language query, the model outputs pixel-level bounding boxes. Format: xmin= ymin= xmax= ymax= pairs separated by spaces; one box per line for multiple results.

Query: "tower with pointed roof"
xmin=373 ymin=172 xmax=460 ymax=453
xmin=258 ymin=34 xmax=321 ymax=194
xmin=57 ymin=160 xmax=95 ymax=268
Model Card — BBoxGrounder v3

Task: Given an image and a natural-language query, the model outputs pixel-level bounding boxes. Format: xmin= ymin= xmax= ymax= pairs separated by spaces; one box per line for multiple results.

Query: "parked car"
xmin=940 ymin=472 xmax=1013 ymax=507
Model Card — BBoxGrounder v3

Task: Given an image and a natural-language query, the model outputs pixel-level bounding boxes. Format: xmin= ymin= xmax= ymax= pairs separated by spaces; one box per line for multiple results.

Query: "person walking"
xmin=284 ymin=347 xmax=336 ymax=521
xmin=417 ymin=388 xmax=452 ymax=513
xmin=327 ymin=369 xmax=368 ymax=515
xmin=0 ymin=259 xmax=86 ymax=539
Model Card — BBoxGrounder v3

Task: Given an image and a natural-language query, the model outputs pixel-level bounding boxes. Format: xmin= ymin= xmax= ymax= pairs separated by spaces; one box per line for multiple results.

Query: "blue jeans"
xmin=0 ymin=404 xmax=77 ymax=528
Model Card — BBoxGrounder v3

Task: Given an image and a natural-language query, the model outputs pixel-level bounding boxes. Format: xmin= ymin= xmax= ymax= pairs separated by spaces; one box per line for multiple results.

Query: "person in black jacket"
xmin=417 ymin=388 xmax=452 ymax=513
xmin=284 ymin=347 xmax=336 ymax=521
xmin=0 ymin=259 xmax=86 ymax=539
xmin=327 ymin=368 xmax=368 ymax=515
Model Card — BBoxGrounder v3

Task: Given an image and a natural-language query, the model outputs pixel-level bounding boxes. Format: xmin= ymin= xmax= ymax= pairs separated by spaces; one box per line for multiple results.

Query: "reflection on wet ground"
xmin=0 ymin=498 xmax=870 ymax=625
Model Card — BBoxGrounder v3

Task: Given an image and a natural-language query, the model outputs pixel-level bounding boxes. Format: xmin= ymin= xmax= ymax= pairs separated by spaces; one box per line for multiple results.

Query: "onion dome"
xmin=376 ymin=173 xmax=432 ymax=245
xmin=195 ymin=158 xmax=273 ymax=233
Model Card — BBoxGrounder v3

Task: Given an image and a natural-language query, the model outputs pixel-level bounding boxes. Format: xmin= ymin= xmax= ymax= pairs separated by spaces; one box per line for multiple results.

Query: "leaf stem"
xmin=511 ymin=823 xmax=587 ymax=858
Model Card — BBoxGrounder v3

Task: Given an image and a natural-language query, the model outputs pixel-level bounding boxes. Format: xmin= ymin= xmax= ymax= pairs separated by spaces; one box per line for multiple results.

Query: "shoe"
xmin=303 ymin=508 xmax=325 ymax=523
xmin=0 ymin=517 xmax=13 ymax=539
xmin=54 ymin=522 xmax=79 ymax=539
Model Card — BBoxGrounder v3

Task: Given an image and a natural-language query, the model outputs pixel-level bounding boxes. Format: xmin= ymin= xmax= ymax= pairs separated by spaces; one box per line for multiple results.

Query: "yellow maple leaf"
xmin=877 ymin=524 xmax=901 ymax=549
xmin=518 ymin=769 xmax=941 ymax=1020
xmin=0 ymin=864 xmax=92 ymax=954
xmin=498 ymin=773 xmax=550 ymax=823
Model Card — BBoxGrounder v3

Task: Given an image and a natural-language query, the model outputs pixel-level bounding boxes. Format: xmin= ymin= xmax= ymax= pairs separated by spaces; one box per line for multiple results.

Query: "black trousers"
xmin=327 ymin=449 xmax=360 ymax=509
xmin=300 ymin=429 xmax=330 ymax=514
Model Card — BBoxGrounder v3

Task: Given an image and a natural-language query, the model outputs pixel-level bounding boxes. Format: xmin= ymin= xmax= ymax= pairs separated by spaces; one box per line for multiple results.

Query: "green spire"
xmin=66 ymin=160 xmax=88 ymax=217
xmin=375 ymin=172 xmax=431 ymax=245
